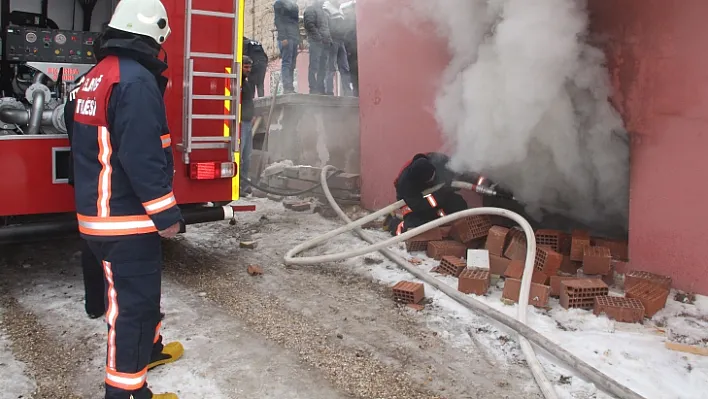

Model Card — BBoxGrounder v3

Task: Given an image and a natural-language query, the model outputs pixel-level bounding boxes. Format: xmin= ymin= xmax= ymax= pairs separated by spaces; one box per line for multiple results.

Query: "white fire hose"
xmin=284 ymin=165 xmax=646 ymax=399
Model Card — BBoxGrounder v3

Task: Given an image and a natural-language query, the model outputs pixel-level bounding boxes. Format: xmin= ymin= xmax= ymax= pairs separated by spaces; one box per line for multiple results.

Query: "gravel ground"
xmin=0 ymin=198 xmax=540 ymax=399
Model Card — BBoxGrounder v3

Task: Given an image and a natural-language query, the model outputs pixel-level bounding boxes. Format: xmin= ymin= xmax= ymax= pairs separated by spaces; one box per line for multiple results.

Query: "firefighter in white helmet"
xmin=69 ymin=0 xmax=183 ymax=398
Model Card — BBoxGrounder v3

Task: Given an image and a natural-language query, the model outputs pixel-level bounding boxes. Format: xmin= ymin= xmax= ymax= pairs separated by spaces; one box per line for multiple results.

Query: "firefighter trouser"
xmin=393 ymin=192 xmax=469 ymax=236
xmin=87 ymin=234 xmax=164 ymax=399
xmin=81 ymin=239 xmax=106 ymax=316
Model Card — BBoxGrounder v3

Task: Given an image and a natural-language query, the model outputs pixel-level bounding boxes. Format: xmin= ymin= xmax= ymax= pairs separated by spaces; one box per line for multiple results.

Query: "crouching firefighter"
xmin=385 ymin=152 xmax=468 ymax=235
xmin=70 ymin=1 xmax=184 ymax=398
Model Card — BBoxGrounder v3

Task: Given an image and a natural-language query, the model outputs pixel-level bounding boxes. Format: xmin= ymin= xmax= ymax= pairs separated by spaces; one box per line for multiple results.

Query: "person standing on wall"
xmin=323 ymin=0 xmax=351 ymax=95
xmin=71 ymin=0 xmax=184 ymax=397
xmin=273 ymin=0 xmax=300 ymax=94
xmin=341 ymin=1 xmax=358 ymax=97
xmin=240 ymin=56 xmax=256 ymax=196
xmin=304 ymin=0 xmax=331 ymax=94
xmin=243 ymin=37 xmax=268 ymax=97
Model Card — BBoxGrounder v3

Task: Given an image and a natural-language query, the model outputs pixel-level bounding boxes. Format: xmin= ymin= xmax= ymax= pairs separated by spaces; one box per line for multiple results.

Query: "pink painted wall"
xmin=356 ymin=0 xmax=451 ymax=210
xmin=588 ymin=1 xmax=708 ymax=294
xmin=357 ymin=0 xmax=708 ymax=293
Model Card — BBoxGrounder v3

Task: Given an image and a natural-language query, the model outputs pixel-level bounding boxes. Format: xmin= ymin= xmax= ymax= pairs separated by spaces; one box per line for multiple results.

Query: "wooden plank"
xmin=665 ymin=341 xmax=708 ymax=356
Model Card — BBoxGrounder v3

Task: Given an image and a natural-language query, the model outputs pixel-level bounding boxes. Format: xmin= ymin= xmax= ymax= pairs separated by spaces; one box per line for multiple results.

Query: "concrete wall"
xmin=587 ymin=1 xmax=708 ymax=294
xmin=253 ymin=94 xmax=360 ymax=173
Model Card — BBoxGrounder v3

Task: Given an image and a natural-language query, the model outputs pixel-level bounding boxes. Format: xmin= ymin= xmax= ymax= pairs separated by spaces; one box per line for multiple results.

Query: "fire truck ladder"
xmin=180 ymin=0 xmax=242 ymax=164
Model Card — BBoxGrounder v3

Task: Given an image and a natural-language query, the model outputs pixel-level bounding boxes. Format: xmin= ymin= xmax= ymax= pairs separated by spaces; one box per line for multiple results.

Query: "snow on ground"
xmin=9 ymin=268 xmax=346 ymax=398
xmin=218 ymin=197 xmax=708 ymax=399
xmin=0 ymin=309 xmax=36 ymax=396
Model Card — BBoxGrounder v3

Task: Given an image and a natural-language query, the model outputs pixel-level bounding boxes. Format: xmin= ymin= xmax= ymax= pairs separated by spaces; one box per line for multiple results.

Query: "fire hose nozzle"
xmin=449 ymin=181 xmax=517 ymax=201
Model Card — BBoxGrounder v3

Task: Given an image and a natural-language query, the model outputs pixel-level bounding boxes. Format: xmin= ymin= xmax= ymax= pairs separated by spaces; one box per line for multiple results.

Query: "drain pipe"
xmin=284 ymin=165 xmax=647 ymax=399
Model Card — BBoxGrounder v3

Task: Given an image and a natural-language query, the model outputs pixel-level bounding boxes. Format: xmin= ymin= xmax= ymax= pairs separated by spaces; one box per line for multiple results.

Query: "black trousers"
xmin=82 ymin=239 xmax=106 ymax=316
xmin=251 ymin=64 xmax=266 ymax=97
xmin=389 ymin=192 xmax=468 ymax=235
xmin=87 ymin=234 xmax=164 ymax=399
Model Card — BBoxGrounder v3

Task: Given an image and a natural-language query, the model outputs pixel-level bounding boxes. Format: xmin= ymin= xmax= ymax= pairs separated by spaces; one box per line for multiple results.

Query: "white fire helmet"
xmin=108 ymin=0 xmax=171 ymax=45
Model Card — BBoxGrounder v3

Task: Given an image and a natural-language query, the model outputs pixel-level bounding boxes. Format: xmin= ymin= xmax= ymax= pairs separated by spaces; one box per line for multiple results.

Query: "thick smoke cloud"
xmin=417 ymin=0 xmax=630 ymax=233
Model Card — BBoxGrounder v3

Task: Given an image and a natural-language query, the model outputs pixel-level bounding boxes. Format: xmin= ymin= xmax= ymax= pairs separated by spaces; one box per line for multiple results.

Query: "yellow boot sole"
xmin=152 ymin=393 xmax=178 ymax=399
xmin=148 ymin=342 xmax=184 ymax=370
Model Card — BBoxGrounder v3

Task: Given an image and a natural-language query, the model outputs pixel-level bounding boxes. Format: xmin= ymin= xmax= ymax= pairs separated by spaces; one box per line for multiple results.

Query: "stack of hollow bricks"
xmin=264 ymin=166 xmax=362 ymax=204
xmin=403 ymin=215 xmax=491 ymax=261
xmin=397 ymin=216 xmax=493 ymax=298
xmin=392 ymin=195 xmax=671 ymax=321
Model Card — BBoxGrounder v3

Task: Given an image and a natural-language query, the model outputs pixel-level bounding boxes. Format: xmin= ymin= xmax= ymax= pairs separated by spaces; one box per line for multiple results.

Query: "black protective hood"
xmin=94 ymin=27 xmax=170 ymax=94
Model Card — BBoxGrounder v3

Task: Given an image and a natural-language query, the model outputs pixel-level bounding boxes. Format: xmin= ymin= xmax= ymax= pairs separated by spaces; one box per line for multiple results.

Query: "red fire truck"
xmin=0 ymin=0 xmax=253 ymax=243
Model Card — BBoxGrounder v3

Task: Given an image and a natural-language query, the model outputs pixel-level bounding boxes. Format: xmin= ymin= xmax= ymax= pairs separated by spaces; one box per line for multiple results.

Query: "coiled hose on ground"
xmin=284 ymin=165 xmax=647 ymax=399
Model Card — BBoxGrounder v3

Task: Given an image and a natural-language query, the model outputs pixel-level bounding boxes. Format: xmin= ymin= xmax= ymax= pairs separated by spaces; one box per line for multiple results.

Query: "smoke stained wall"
xmin=417 ymin=0 xmax=630 ymax=234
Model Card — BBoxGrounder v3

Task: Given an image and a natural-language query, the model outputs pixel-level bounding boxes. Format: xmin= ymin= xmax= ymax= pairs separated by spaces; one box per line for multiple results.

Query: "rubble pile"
xmin=398 ymin=221 xmax=674 ymax=324
xmin=257 ymin=164 xmax=361 ymax=205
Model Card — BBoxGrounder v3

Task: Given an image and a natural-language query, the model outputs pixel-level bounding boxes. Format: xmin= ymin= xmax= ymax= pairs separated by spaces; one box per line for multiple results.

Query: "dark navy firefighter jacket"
xmin=70 ymin=52 xmax=181 ymax=240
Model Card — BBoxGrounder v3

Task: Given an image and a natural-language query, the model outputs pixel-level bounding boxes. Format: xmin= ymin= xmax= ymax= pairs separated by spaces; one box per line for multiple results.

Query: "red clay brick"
xmin=485 ymin=226 xmax=509 ymax=256
xmin=560 ymin=255 xmax=581 ymax=274
xmin=535 ymin=229 xmax=566 ymax=253
xmin=247 ymin=265 xmax=263 ymax=276
xmin=504 ymin=234 xmax=527 ymax=261
xmin=426 ymin=240 xmax=467 ymax=260
xmin=583 ymin=246 xmax=612 ymax=275
xmin=392 ymin=281 xmax=425 ymax=304
xmin=502 ymin=278 xmax=550 ymax=308
xmin=560 ymin=279 xmax=609 ymax=310
xmin=503 ymin=259 xmax=548 ymax=284
xmin=550 ymin=276 xmax=583 ymax=297
xmin=489 ymin=254 xmax=511 ymax=276
xmin=440 ymin=225 xmax=453 ymax=239
xmin=450 ymin=216 xmax=492 ymax=244
xmin=592 ymin=238 xmax=629 ymax=261
xmin=593 ymin=296 xmax=644 ymax=323
xmin=409 ymin=228 xmax=445 ymax=242
xmin=624 ymin=270 xmax=672 ymax=291
xmin=405 ymin=228 xmax=444 ymax=252
xmin=531 ymin=270 xmax=550 ymax=285
xmin=458 ymin=268 xmax=490 ymax=296
xmin=570 ymin=230 xmax=591 ymax=262
xmin=406 ymin=241 xmax=428 ymax=252
xmin=626 ymin=281 xmax=670 ymax=317
xmin=504 ymin=260 xmax=524 ymax=279
xmin=438 ymin=256 xmax=467 ymax=277
xmin=535 ymin=247 xmax=563 ymax=276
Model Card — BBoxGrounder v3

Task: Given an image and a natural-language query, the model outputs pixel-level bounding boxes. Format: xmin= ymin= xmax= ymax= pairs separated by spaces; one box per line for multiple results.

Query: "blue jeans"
xmin=325 ymin=41 xmax=351 ymax=95
xmin=240 ymin=120 xmax=253 ymax=191
xmin=308 ymin=40 xmax=327 ymax=94
xmin=278 ymin=38 xmax=298 ymax=92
